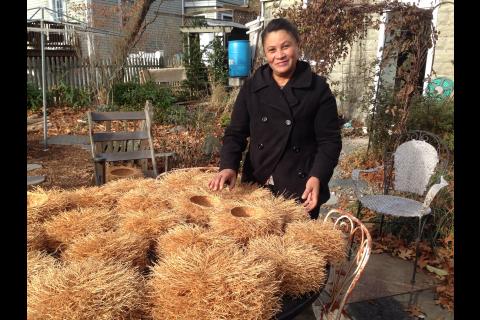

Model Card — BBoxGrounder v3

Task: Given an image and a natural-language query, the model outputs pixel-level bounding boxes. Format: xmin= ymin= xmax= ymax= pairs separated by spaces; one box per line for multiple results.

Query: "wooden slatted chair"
xmin=87 ymin=100 xmax=174 ymax=185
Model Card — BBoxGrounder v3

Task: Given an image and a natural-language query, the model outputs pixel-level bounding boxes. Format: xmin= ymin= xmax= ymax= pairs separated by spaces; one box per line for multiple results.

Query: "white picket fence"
xmin=26 ymin=56 xmax=181 ymax=90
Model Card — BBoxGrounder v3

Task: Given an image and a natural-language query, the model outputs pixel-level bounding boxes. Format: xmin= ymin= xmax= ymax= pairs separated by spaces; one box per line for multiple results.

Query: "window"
xmin=221 ymin=14 xmax=233 ymax=21
xmin=53 ymin=0 xmax=64 ymax=21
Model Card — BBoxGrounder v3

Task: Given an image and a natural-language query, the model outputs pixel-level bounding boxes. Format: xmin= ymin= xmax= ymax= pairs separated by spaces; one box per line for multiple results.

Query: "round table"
xmin=276 ymin=291 xmax=321 ymax=320
xmin=275 ymin=265 xmax=330 ymax=320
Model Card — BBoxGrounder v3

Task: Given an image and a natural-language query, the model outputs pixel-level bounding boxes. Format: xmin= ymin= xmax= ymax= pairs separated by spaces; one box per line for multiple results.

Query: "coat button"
xmin=285 ymin=119 xmax=292 ymax=126
xmin=258 ymin=143 xmax=264 ymax=150
xmin=297 ymin=170 xmax=306 ymax=178
xmin=261 ymin=116 xmax=268 ymax=122
xmin=292 ymin=146 xmax=300 ymax=153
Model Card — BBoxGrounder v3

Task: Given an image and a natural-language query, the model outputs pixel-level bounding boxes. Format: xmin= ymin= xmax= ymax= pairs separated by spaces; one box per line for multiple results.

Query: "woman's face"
xmin=263 ymin=30 xmax=299 ymax=78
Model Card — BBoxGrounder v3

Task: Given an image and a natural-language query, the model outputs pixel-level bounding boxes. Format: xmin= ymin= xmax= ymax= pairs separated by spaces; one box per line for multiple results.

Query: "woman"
xmin=209 ymin=18 xmax=342 ymax=219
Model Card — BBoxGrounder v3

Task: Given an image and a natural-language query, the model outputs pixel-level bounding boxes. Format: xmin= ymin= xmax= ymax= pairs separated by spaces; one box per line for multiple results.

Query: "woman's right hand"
xmin=208 ymin=169 xmax=237 ymax=191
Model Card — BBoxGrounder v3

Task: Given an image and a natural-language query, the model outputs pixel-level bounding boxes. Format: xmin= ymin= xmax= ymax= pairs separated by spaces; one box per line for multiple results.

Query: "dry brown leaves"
xmin=405 ymin=304 xmax=426 ymax=318
xmin=337 ymin=147 xmax=381 ymax=179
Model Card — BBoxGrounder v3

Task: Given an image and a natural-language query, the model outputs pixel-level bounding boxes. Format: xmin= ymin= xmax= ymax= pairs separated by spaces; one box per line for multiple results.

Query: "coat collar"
xmin=251 ymin=60 xmax=313 ymax=92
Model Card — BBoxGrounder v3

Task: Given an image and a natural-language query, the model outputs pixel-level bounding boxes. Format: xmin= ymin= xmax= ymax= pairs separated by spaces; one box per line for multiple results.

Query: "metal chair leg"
xmin=379 ymin=214 xmax=385 ymax=238
xmin=356 ymin=201 xmax=362 ymax=218
xmin=411 ymin=216 xmax=427 ymax=285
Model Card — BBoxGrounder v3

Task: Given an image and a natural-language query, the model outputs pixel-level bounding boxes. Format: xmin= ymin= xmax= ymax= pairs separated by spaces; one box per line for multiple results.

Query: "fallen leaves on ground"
xmin=405 ymin=304 xmax=426 ymax=318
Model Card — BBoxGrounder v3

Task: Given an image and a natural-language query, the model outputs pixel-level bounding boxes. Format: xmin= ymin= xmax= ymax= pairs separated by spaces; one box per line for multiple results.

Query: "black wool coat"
xmin=220 ymin=61 xmax=342 ymax=206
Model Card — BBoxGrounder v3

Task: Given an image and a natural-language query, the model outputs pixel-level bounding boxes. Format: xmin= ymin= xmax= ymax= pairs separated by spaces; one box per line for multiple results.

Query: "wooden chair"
xmin=87 ymin=100 xmax=174 ymax=185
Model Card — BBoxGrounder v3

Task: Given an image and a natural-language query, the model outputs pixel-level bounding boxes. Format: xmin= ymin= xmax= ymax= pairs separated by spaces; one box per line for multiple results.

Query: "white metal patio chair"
xmin=319 ymin=209 xmax=372 ymax=320
xmin=351 ymin=130 xmax=450 ymax=284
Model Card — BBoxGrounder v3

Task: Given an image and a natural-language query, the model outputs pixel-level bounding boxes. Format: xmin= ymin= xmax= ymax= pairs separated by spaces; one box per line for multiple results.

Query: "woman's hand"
xmin=301 ymin=176 xmax=320 ymax=212
xmin=208 ymin=169 xmax=237 ymax=191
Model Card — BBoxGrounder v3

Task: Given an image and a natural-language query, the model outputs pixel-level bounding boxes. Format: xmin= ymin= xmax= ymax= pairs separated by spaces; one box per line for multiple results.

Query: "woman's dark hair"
xmin=261 ymin=18 xmax=300 ymax=46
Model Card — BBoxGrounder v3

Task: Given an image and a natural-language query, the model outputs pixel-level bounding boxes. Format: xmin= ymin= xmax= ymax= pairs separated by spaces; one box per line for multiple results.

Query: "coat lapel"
xmin=259 ymin=86 xmax=292 ymax=117
xmin=251 ymin=61 xmax=313 ymax=118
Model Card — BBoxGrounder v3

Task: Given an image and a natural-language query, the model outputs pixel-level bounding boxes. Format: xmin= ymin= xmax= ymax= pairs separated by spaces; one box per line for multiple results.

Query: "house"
xmin=27 ymin=0 xmax=184 ymax=62
xmin=27 ymin=0 xmax=258 ymax=64
xmin=182 ymin=1 xmax=256 ymax=63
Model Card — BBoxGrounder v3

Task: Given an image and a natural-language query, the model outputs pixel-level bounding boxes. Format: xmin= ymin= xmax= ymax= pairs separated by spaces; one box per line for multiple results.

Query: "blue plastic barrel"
xmin=228 ymin=40 xmax=251 ymax=77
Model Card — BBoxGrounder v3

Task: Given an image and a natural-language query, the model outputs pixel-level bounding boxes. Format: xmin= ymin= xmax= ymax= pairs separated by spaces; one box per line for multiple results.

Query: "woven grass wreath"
xmin=157 ymin=167 xmax=218 ymax=192
xmin=168 ymin=186 xmax=225 ymax=227
xmin=247 ymin=234 xmax=328 ymax=297
xmin=284 ymin=219 xmax=348 ymax=265
xmin=155 ymin=224 xmax=238 ymax=258
xmin=106 ymin=165 xmax=144 ymax=182
xmin=148 ymin=245 xmax=281 ymax=320
xmin=42 ymin=208 xmax=117 ymax=252
xmin=61 ymin=231 xmax=151 ymax=270
xmin=27 ymin=250 xmax=59 ymax=282
xmin=208 ymin=199 xmax=285 ymax=244
xmin=27 ymin=258 xmax=146 ymax=320
xmin=114 ymin=180 xmax=173 ymax=214
xmin=117 ymin=208 xmax=185 ymax=245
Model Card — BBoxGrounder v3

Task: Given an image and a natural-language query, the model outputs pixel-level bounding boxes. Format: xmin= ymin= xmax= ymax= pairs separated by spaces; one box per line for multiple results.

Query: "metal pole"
xmin=41 ymin=7 xmax=48 ymax=150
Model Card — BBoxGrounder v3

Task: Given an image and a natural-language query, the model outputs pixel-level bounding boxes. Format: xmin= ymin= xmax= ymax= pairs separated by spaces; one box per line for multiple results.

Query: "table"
xmin=275 ymin=265 xmax=330 ymax=320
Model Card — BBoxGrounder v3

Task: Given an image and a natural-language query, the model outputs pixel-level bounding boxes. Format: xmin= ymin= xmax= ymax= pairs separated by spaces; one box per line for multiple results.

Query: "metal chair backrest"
xmin=321 ymin=209 xmax=372 ymax=320
xmin=382 ymin=130 xmax=450 ymax=195
xmin=393 ymin=139 xmax=439 ymax=196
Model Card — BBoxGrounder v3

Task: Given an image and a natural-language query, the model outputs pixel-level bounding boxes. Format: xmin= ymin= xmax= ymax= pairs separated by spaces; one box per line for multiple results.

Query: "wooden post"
xmin=145 ymin=100 xmax=158 ymax=176
xmin=93 ymin=156 xmax=106 ymax=185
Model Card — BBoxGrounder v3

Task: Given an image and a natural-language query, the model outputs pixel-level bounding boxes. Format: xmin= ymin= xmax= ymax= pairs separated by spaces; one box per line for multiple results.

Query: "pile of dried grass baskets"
xmin=27 ymin=167 xmax=347 ymax=320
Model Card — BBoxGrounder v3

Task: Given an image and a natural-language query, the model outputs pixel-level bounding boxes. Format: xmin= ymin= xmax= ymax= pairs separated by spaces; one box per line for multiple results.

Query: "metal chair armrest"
xmin=421 ymin=176 xmax=449 ymax=213
xmin=351 ymin=166 xmax=384 ymax=198
xmin=351 ymin=166 xmax=384 ymax=181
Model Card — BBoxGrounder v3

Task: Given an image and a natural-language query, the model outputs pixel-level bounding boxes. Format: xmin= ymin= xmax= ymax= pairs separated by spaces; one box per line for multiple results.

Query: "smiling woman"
xmin=209 ymin=18 xmax=342 ymax=220
xmin=262 ymin=24 xmax=300 ymax=86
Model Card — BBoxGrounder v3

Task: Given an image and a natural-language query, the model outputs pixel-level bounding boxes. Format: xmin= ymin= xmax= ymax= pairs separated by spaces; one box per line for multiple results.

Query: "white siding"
xmin=27 ymin=0 xmax=55 ymax=21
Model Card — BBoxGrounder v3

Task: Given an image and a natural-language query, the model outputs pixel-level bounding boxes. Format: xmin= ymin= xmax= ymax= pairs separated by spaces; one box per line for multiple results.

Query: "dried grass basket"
xmin=284 ymin=219 xmax=348 ymax=265
xmin=247 ymin=235 xmax=328 ymax=297
xmin=27 ymin=258 xmax=147 ymax=320
xmin=106 ymin=165 xmax=144 ymax=182
xmin=148 ymin=245 xmax=281 ymax=320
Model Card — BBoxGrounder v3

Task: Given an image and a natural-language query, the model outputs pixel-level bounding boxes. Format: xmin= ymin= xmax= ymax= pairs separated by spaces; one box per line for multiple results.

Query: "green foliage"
xmin=183 ymin=34 xmax=209 ymax=98
xmin=111 ymin=81 xmax=176 ymax=122
xmin=205 ymin=36 xmax=228 ymax=85
xmin=50 ymin=81 xmax=92 ymax=109
xmin=367 ymin=90 xmax=399 ymax=158
xmin=406 ymin=95 xmax=454 ymax=151
xmin=27 ymin=83 xmax=44 ymax=111
xmin=220 ymin=113 xmax=231 ymax=127
xmin=161 ymin=104 xmax=192 ymax=126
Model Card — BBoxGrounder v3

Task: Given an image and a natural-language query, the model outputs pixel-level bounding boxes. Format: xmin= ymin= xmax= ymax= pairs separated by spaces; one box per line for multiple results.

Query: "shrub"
xmin=50 ymin=81 xmax=92 ymax=109
xmin=183 ymin=34 xmax=209 ymax=98
xmin=111 ymin=81 xmax=176 ymax=122
xmin=406 ymin=95 xmax=454 ymax=152
xmin=161 ymin=104 xmax=192 ymax=126
xmin=205 ymin=36 xmax=228 ymax=86
xmin=27 ymin=83 xmax=44 ymax=111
